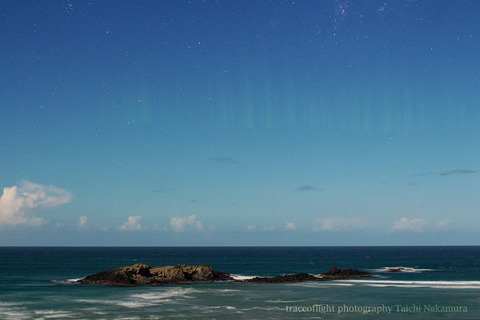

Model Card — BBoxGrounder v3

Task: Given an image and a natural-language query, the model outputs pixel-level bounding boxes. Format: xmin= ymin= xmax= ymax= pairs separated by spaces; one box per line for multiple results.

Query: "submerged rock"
xmin=78 ymin=264 xmax=371 ymax=286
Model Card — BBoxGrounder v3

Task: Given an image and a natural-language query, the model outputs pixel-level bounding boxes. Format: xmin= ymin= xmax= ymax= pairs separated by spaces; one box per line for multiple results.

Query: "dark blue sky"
xmin=1 ymin=0 xmax=479 ymax=245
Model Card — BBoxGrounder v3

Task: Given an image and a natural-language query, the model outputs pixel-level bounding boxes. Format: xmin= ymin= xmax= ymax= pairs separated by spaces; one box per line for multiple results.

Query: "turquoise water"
xmin=0 ymin=247 xmax=479 ymax=319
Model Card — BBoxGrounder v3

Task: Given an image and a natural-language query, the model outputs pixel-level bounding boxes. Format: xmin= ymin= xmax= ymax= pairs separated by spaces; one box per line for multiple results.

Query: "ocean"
xmin=0 ymin=246 xmax=479 ymax=319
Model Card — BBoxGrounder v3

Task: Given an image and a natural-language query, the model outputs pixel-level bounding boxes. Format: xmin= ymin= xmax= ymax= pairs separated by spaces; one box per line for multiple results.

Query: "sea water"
xmin=0 ymin=246 xmax=479 ymax=319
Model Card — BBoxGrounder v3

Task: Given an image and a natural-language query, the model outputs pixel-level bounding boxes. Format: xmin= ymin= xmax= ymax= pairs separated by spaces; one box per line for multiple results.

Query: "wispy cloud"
xmin=313 ymin=217 xmax=368 ymax=231
xmin=438 ymin=169 xmax=476 ymax=176
xmin=120 ymin=215 xmax=142 ymax=231
xmin=285 ymin=222 xmax=296 ymax=230
xmin=0 ymin=181 xmax=72 ymax=227
xmin=170 ymin=215 xmax=203 ymax=232
xmin=296 ymin=185 xmax=318 ymax=192
xmin=437 ymin=219 xmax=452 ymax=230
xmin=207 ymin=156 xmax=238 ymax=164
xmin=411 ymin=169 xmax=476 ymax=177
xmin=78 ymin=216 xmax=88 ymax=227
xmin=392 ymin=217 xmax=427 ymax=232
xmin=247 ymin=224 xmax=256 ymax=230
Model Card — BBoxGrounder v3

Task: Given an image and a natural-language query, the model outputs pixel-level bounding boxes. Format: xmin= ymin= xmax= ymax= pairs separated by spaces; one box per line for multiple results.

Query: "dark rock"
xmin=239 ymin=268 xmax=372 ymax=284
xmin=244 ymin=273 xmax=320 ymax=283
xmin=78 ymin=264 xmax=371 ymax=286
xmin=322 ymin=266 xmax=371 ymax=279
xmin=78 ymin=263 xmax=233 ymax=287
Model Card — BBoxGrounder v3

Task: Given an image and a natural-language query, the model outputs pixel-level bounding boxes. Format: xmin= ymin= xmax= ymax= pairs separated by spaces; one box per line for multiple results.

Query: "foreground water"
xmin=0 ymin=246 xmax=479 ymax=319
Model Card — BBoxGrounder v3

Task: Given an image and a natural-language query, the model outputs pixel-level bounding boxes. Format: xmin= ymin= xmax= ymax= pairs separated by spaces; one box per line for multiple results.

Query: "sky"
xmin=1 ymin=0 xmax=479 ymax=246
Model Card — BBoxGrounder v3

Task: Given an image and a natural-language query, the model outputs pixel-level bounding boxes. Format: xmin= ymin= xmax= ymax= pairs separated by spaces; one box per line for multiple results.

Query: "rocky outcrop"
xmin=322 ymin=266 xmax=372 ymax=279
xmin=78 ymin=264 xmax=371 ymax=286
xmin=242 ymin=273 xmax=320 ymax=283
xmin=241 ymin=267 xmax=372 ymax=283
xmin=78 ymin=263 xmax=232 ymax=286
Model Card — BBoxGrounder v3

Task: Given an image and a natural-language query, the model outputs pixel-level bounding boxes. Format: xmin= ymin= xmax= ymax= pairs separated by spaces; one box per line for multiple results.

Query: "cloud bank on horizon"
xmin=0 ymin=180 xmax=461 ymax=234
xmin=170 ymin=215 xmax=203 ymax=232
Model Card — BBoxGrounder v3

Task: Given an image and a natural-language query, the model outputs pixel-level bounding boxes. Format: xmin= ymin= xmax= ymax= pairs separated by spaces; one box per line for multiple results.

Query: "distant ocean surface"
xmin=0 ymin=246 xmax=479 ymax=319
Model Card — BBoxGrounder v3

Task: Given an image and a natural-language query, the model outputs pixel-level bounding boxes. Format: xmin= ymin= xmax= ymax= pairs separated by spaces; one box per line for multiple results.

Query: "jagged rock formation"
xmin=78 ymin=263 xmax=232 ymax=286
xmin=78 ymin=264 xmax=371 ymax=286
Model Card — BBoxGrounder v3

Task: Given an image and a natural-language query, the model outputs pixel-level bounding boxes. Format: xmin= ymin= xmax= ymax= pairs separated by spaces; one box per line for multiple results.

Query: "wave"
xmin=51 ymin=278 xmax=82 ymax=285
xmin=337 ymin=279 xmax=480 ymax=289
xmin=78 ymin=287 xmax=200 ymax=309
xmin=0 ymin=303 xmax=79 ymax=320
xmin=0 ymin=302 xmax=28 ymax=320
xmin=231 ymin=274 xmax=258 ymax=281
xmin=33 ymin=309 xmax=76 ymax=318
xmin=232 ymin=273 xmax=325 ymax=280
xmin=291 ymin=279 xmax=480 ymax=289
xmin=266 ymin=299 xmax=304 ymax=303
xmin=372 ymin=266 xmax=435 ymax=273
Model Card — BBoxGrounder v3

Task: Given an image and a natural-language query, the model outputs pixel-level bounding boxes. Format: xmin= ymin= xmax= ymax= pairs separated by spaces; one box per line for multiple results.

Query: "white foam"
xmin=217 ymin=288 xmax=240 ymax=293
xmin=291 ymin=279 xmax=480 ymax=290
xmin=33 ymin=309 xmax=76 ymax=318
xmin=76 ymin=299 xmax=99 ymax=304
xmin=266 ymin=299 xmax=302 ymax=303
xmin=373 ymin=266 xmax=434 ymax=273
xmin=118 ymin=287 xmax=198 ymax=308
xmin=51 ymin=278 xmax=81 ymax=285
xmin=77 ymin=287 xmax=199 ymax=308
xmin=203 ymin=305 xmax=244 ymax=314
xmin=0 ymin=303 xmax=31 ymax=320
xmin=0 ymin=302 xmax=22 ymax=306
xmin=337 ymin=279 xmax=480 ymax=289
xmin=231 ymin=274 xmax=258 ymax=280
xmin=290 ymin=282 xmax=354 ymax=288
xmin=0 ymin=310 xmax=31 ymax=320
xmin=130 ymin=287 xmax=197 ymax=300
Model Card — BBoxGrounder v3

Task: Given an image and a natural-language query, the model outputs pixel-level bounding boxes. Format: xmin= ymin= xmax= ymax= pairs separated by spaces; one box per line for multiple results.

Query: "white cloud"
xmin=437 ymin=219 xmax=452 ymax=229
xmin=120 ymin=215 xmax=142 ymax=231
xmin=78 ymin=216 xmax=88 ymax=227
xmin=285 ymin=222 xmax=296 ymax=230
xmin=392 ymin=217 xmax=427 ymax=232
xmin=314 ymin=217 xmax=368 ymax=231
xmin=170 ymin=215 xmax=203 ymax=232
xmin=0 ymin=181 xmax=72 ymax=227
xmin=247 ymin=225 xmax=256 ymax=230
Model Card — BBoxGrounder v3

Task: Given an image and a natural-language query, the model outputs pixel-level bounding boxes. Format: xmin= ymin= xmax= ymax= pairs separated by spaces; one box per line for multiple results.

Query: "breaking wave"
xmin=372 ymin=266 xmax=435 ymax=273
xmin=231 ymin=274 xmax=258 ymax=281
xmin=77 ymin=287 xmax=199 ymax=309
xmin=337 ymin=279 xmax=480 ymax=289
xmin=51 ymin=278 xmax=82 ymax=285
